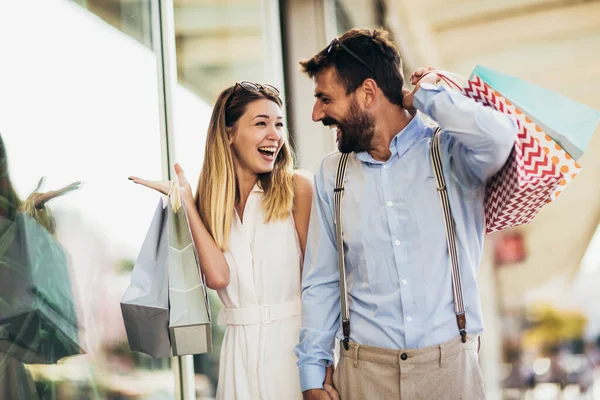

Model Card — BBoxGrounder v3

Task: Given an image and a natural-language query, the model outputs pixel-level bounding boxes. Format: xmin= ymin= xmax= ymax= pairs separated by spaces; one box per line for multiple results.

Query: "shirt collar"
xmin=252 ymin=183 xmax=264 ymax=193
xmin=355 ymin=112 xmax=427 ymax=164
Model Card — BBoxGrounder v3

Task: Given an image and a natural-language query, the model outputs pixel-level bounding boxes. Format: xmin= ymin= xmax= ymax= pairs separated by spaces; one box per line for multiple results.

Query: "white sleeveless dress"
xmin=216 ymin=184 xmax=303 ymax=399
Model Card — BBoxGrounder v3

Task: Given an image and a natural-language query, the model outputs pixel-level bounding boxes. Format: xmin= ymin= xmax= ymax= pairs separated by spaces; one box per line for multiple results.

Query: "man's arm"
xmin=413 ymin=79 xmax=518 ymax=186
xmin=294 ymin=159 xmax=341 ymax=393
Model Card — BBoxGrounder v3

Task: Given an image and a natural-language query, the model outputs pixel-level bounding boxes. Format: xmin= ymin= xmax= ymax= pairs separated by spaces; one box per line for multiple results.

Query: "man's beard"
xmin=323 ymin=99 xmax=375 ymax=154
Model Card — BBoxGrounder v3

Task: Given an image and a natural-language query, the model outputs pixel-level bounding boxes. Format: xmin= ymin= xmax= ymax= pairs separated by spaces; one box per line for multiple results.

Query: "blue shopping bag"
xmin=472 ymin=65 xmax=600 ymax=160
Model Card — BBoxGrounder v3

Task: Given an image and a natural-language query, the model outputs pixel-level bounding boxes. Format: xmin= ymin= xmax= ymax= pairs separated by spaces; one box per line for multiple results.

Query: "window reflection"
xmin=0 ymin=136 xmax=85 ymax=399
xmin=0 ymin=0 xmax=171 ymax=398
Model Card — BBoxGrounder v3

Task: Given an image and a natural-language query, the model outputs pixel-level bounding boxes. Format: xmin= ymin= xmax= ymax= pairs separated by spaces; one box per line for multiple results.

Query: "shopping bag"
xmin=167 ymin=184 xmax=211 ymax=356
xmin=120 ymin=200 xmax=171 ymax=358
xmin=0 ymin=212 xmax=84 ymax=364
xmin=471 ymin=66 xmax=600 ymax=160
xmin=462 ymin=67 xmax=597 ymax=199
xmin=435 ymin=67 xmax=598 ymax=233
xmin=121 ymin=183 xmax=212 ymax=358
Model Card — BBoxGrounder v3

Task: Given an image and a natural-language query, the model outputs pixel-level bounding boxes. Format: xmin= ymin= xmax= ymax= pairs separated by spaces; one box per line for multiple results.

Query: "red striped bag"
xmin=434 ymin=71 xmax=576 ymax=233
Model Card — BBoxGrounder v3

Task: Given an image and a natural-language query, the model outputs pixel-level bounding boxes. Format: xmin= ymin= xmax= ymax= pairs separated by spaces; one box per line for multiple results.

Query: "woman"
xmin=0 ymin=135 xmax=80 ymax=400
xmin=130 ymin=82 xmax=313 ymax=399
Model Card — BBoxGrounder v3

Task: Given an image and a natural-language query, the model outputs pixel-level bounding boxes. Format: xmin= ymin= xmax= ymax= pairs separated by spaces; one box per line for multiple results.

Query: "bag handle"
xmin=420 ymin=70 xmax=465 ymax=92
xmin=168 ymin=178 xmax=182 ymax=212
xmin=430 ymin=127 xmax=467 ymax=343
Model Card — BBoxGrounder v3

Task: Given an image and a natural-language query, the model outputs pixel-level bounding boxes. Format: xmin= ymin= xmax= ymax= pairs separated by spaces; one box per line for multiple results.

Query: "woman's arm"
xmin=182 ymin=193 xmax=230 ymax=289
xmin=130 ymin=163 xmax=230 ymax=290
xmin=292 ymin=170 xmax=314 ymax=260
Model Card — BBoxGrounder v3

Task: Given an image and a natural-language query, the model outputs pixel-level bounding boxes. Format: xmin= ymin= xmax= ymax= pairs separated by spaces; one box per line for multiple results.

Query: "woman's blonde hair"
xmin=195 ymin=84 xmax=295 ymax=251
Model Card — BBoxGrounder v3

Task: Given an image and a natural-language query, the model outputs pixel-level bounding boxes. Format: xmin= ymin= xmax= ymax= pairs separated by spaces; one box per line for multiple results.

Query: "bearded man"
xmin=295 ymin=28 xmax=518 ymax=400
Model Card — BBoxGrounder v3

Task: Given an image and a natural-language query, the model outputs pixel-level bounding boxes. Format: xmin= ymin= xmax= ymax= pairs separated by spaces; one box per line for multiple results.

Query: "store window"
xmin=0 ymin=0 xmax=174 ymax=398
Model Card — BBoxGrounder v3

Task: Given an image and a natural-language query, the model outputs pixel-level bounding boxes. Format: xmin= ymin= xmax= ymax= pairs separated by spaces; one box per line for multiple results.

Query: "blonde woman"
xmin=1 ymin=134 xmax=81 ymax=400
xmin=130 ymin=82 xmax=312 ymax=399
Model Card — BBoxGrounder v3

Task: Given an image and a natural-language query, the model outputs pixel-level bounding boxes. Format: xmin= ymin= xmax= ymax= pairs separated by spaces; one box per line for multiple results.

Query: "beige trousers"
xmin=333 ymin=335 xmax=485 ymax=400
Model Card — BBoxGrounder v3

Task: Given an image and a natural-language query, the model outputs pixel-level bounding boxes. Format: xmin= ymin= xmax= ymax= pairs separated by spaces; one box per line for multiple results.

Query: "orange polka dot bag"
xmin=435 ymin=67 xmax=600 ymax=234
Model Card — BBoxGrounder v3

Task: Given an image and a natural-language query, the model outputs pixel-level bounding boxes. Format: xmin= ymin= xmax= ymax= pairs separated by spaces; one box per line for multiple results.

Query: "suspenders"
xmin=333 ymin=127 xmax=467 ymax=349
xmin=333 ymin=153 xmax=351 ymax=350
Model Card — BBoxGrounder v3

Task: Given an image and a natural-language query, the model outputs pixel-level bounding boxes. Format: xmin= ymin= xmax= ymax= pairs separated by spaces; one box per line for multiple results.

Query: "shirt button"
xmin=386 ymin=201 xmax=393 ymax=207
xmin=383 ymin=165 xmax=389 ymax=169
xmin=401 ymin=353 xmax=408 ymax=361
xmin=401 ymin=279 xmax=408 ymax=285
xmin=406 ymin=316 xmax=412 ymax=322
xmin=394 ymin=240 xmax=400 ymax=246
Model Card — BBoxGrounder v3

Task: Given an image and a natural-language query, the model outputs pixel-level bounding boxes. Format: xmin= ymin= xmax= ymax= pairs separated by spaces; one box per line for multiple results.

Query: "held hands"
xmin=402 ymin=66 xmax=441 ymax=111
xmin=303 ymin=366 xmax=340 ymax=400
xmin=323 ymin=365 xmax=340 ymax=400
xmin=129 ymin=163 xmax=193 ymax=203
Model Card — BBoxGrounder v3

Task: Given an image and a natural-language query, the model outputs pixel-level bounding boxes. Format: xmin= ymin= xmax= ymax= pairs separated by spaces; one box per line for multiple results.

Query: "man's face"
xmin=312 ymin=67 xmax=375 ymax=153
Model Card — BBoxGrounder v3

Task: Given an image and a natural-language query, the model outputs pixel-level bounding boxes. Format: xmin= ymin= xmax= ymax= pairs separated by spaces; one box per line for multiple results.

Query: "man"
xmin=295 ymin=28 xmax=518 ymax=399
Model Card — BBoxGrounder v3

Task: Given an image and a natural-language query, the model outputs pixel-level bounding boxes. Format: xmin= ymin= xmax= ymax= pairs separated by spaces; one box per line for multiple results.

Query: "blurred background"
xmin=0 ymin=0 xmax=599 ymax=399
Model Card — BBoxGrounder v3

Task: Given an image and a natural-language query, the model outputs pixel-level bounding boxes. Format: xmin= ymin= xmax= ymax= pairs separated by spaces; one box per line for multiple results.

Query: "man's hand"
xmin=303 ymin=365 xmax=340 ymax=400
xmin=324 ymin=365 xmax=340 ymax=400
xmin=402 ymin=66 xmax=440 ymax=111
xmin=303 ymin=389 xmax=334 ymax=400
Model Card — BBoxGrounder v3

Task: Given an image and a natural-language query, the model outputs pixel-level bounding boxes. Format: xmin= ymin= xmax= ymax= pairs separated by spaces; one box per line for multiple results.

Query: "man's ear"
xmin=361 ymin=78 xmax=378 ymax=108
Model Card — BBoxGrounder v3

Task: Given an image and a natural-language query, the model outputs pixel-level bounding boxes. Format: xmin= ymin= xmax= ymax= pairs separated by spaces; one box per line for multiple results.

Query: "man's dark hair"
xmin=300 ymin=28 xmax=404 ymax=106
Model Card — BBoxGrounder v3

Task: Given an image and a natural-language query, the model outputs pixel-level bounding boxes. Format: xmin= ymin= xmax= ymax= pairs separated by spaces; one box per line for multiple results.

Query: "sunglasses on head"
xmin=234 ymin=81 xmax=280 ymax=96
xmin=326 ymin=37 xmax=375 ymax=76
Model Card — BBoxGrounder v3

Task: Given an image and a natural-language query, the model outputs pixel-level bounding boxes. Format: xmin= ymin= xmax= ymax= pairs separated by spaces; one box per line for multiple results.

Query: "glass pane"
xmin=0 ymin=0 xmax=172 ymax=398
xmin=172 ymin=0 xmax=275 ymax=189
xmin=71 ymin=0 xmax=154 ymax=48
xmin=171 ymin=0 xmax=283 ymax=395
xmin=334 ymin=0 xmax=383 ymax=34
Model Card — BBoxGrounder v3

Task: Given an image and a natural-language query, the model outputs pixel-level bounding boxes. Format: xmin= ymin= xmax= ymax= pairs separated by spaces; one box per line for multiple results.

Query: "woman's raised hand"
xmin=129 ymin=163 xmax=193 ymax=200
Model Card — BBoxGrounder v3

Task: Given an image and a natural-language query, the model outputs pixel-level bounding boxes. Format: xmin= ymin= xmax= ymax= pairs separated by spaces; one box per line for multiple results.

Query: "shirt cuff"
xmin=413 ymin=82 xmax=443 ymax=116
xmin=299 ymin=364 xmax=326 ymax=392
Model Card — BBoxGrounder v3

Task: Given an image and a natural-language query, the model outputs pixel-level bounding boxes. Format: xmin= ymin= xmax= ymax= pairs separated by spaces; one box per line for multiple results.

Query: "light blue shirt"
xmin=295 ymin=83 xmax=518 ymax=391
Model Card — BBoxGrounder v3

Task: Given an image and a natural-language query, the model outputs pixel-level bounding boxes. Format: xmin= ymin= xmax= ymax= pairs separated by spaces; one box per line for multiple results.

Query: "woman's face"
xmin=229 ymin=98 xmax=285 ymax=175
